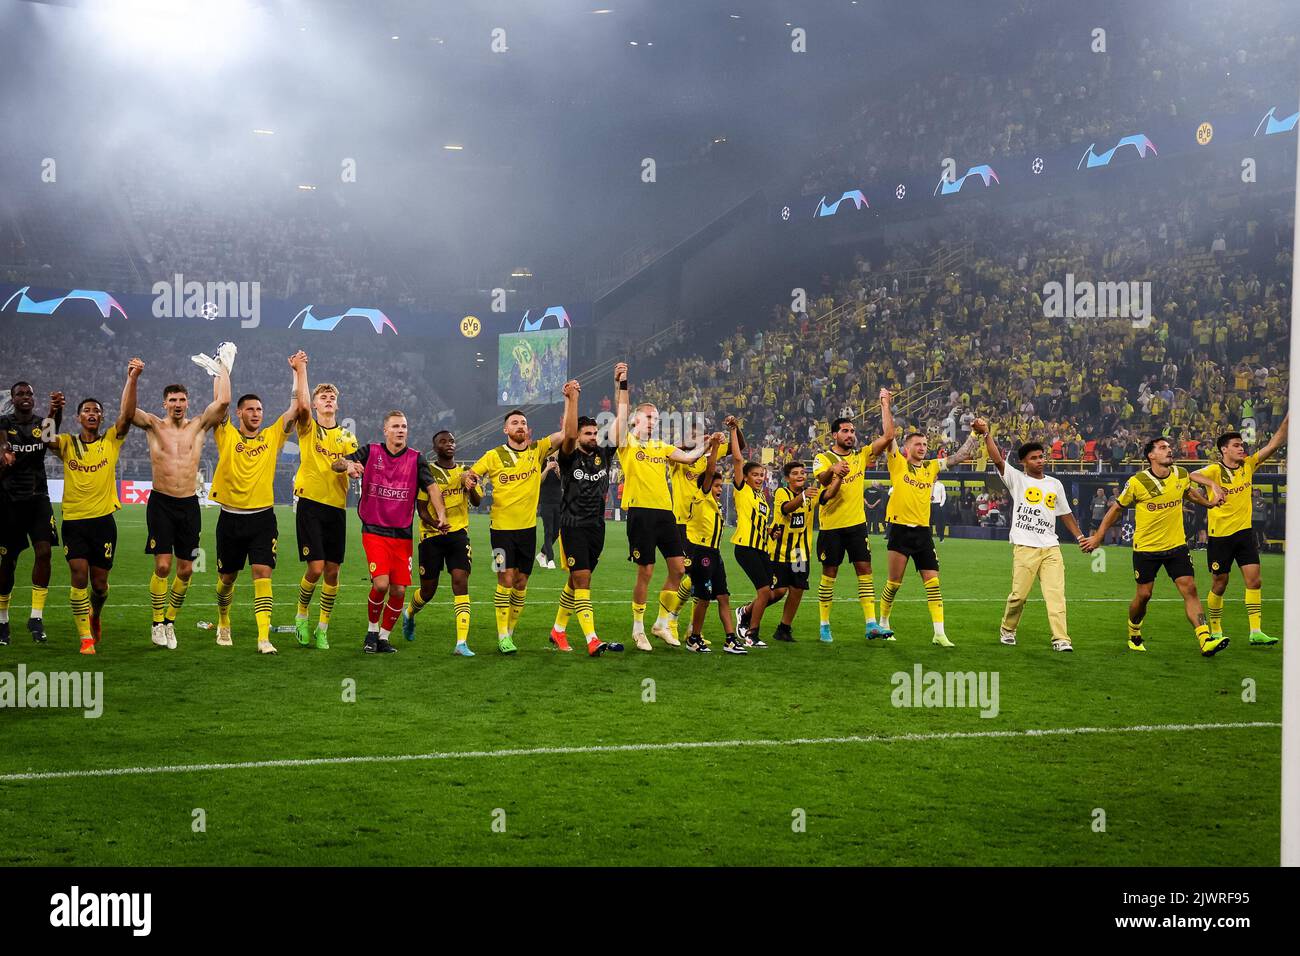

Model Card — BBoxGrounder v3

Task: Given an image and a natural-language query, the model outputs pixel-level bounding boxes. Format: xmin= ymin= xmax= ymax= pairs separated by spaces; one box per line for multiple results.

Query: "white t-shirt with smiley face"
xmin=1000 ymin=464 xmax=1071 ymax=548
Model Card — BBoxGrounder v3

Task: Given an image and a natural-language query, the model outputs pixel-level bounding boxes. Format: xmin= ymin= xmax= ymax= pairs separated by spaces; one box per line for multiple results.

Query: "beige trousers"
xmin=1001 ymin=544 xmax=1070 ymax=643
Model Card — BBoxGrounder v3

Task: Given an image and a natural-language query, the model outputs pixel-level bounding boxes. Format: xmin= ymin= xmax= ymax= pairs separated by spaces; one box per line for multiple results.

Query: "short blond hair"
xmin=312 ymin=383 xmax=339 ymax=400
xmin=383 ymin=410 xmax=406 ymax=426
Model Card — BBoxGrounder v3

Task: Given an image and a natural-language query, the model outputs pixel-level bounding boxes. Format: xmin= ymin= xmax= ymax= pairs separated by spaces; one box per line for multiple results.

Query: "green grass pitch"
xmin=0 ymin=504 xmax=1283 ymax=865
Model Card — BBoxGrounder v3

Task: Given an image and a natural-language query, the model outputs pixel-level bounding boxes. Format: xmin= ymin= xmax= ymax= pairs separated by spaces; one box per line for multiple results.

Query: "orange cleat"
xmin=586 ymin=636 xmax=608 ymax=657
xmin=79 ymin=638 xmax=96 ymax=655
xmin=549 ymin=628 xmax=573 ymax=652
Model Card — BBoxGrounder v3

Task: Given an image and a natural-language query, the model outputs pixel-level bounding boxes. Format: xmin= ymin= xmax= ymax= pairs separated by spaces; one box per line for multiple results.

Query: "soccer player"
xmin=767 ymin=459 xmax=831 ymax=642
xmin=1083 ymin=438 xmax=1228 ymax=656
xmin=811 ymin=388 xmax=895 ymax=644
xmin=878 ymin=408 xmax=986 ymax=647
xmin=607 ymin=362 xmax=712 ymax=651
xmin=666 ymin=416 xmax=708 ymax=641
xmin=336 ymin=411 xmax=448 ymax=654
xmin=292 ymin=378 xmax=359 ymax=650
xmin=981 ymin=432 xmax=1086 ymax=651
xmin=549 ymin=380 xmax=627 ymax=656
xmin=45 ymin=359 xmax=143 ymax=653
xmin=461 ymin=397 xmax=570 ymax=654
xmin=0 ymin=381 xmax=63 ymax=645
xmin=727 ymin=416 xmax=786 ymax=648
xmin=133 ymin=346 xmax=232 ymax=649
xmin=1194 ymin=413 xmax=1288 ymax=646
xmin=682 ymin=431 xmax=740 ymax=652
xmin=402 ymin=429 xmax=480 ymax=656
xmin=209 ymin=351 xmax=307 ymax=654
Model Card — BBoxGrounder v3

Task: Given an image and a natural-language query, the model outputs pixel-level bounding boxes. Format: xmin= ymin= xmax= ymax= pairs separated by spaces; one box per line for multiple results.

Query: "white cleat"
xmin=151 ymin=623 xmax=168 ymax=647
xmin=216 ymin=341 xmax=238 ymax=374
xmin=216 ymin=626 xmax=233 ymax=646
xmin=546 ymin=559 xmax=556 ymax=569
xmin=536 ymin=552 xmax=547 ymax=567
xmin=651 ymin=622 xmax=680 ymax=647
xmin=257 ymin=640 xmax=278 ymax=655
xmin=999 ymin=628 xmax=1017 ymax=646
xmin=1051 ymin=639 xmax=1074 ymax=653
xmin=165 ymin=622 xmax=178 ymax=650
xmin=632 ymin=631 xmax=653 ymax=652
xmin=190 ymin=352 xmax=223 ymax=378
xmin=932 ymin=634 xmax=955 ymax=648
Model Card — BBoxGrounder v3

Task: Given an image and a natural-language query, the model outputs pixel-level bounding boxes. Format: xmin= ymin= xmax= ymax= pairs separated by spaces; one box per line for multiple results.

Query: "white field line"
xmin=0 ymin=721 xmax=1280 ymax=783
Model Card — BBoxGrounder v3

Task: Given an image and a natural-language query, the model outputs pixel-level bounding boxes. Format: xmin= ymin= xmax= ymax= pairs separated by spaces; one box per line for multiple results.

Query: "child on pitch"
xmin=682 ymin=431 xmax=748 ymax=653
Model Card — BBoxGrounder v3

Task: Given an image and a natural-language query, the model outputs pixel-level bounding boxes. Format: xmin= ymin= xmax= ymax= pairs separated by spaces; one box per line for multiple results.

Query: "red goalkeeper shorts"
xmin=361 ymin=533 xmax=413 ymax=586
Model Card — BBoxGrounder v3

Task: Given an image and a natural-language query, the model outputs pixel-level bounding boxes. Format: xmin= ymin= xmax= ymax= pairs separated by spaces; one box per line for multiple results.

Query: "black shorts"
xmin=490 ymin=526 xmax=536 ymax=573
xmin=559 ymin=522 xmax=605 ymax=573
xmin=627 ymin=507 xmax=682 ymax=565
xmin=887 ymin=524 xmax=940 ymax=572
xmin=216 ymin=508 xmax=279 ymax=573
xmin=774 ymin=561 xmax=810 ymax=591
xmin=418 ymin=529 xmax=472 ymax=579
xmin=62 ymin=514 xmax=118 ymax=570
xmin=816 ymin=523 xmax=871 ymax=567
xmin=677 ymin=523 xmax=690 ymax=554
xmin=734 ymin=544 xmax=777 ymax=591
xmin=0 ymin=496 xmax=57 ymax=554
xmin=296 ymin=496 xmax=347 ymax=565
xmin=145 ymin=491 xmax=201 ymax=558
xmin=686 ymin=544 xmax=729 ymax=600
xmin=1133 ymin=546 xmax=1194 ymax=585
xmin=1207 ymin=529 xmax=1260 ymax=575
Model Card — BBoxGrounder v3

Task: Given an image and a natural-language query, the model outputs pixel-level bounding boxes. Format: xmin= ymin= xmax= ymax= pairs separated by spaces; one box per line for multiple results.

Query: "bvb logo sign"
xmin=1196 ymin=122 xmax=1213 ymax=145
xmin=460 ymin=315 xmax=481 ymax=338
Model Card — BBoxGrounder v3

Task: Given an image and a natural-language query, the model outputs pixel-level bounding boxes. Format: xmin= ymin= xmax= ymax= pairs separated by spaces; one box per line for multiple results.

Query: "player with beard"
xmin=0 ymin=381 xmax=64 ymax=645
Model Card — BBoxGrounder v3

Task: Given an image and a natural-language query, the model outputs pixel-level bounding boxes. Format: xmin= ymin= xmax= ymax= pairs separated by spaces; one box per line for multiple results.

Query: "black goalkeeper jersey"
xmin=558 ymin=444 xmax=614 ymax=527
xmin=0 ymin=413 xmax=52 ymax=502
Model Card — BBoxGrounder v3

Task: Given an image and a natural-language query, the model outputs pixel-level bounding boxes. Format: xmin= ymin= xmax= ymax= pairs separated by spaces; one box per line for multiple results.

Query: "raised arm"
xmin=560 ymin=379 xmax=580 ymax=455
xmin=943 ymin=418 xmax=985 ymax=468
xmin=699 ymin=432 xmax=725 ymax=489
xmin=982 ymin=425 xmax=1006 ymax=473
xmin=1255 ymin=411 xmax=1289 ymax=464
xmin=869 ymin=387 xmax=895 ymax=457
xmin=199 ymin=362 xmax=232 ymax=431
xmin=608 ymin=362 xmax=629 ymax=448
xmin=281 ymin=351 xmax=307 ymax=433
xmin=47 ymin=391 xmax=65 ymax=432
xmin=725 ymin=415 xmax=745 ymax=488
xmin=295 ymin=352 xmax=313 ymax=427
xmin=114 ymin=358 xmax=144 ymax=438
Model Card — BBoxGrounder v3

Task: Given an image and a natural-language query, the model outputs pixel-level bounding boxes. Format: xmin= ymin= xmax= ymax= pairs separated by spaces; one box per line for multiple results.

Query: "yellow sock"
xmin=318 ymin=582 xmax=338 ymax=630
xmin=880 ymin=579 xmax=903 ymax=623
xmin=0 ymin=591 xmax=9 ymax=622
xmin=657 ymin=587 xmax=681 ymax=624
xmin=1195 ymin=622 xmax=1211 ymax=647
xmin=69 ymin=585 xmax=91 ymax=638
xmin=296 ymin=576 xmax=316 ymax=617
xmin=494 ymin=584 xmax=511 ymax=638
xmin=924 ymin=576 xmax=944 ymax=627
xmin=632 ymin=601 xmax=646 ymax=630
xmin=554 ymin=584 xmax=574 ymax=632
xmin=1128 ymin=618 xmax=1143 ymax=642
xmin=31 ymin=585 xmax=47 ymax=616
xmin=149 ymin=572 xmax=169 ymax=624
xmin=408 ymin=588 xmax=429 ymax=616
xmin=508 ymin=586 xmax=527 ymax=633
xmin=216 ymin=578 xmax=235 ymax=628
xmin=253 ymin=578 xmax=273 ymax=642
xmin=818 ymin=574 xmax=835 ymax=625
xmin=1245 ymin=588 xmax=1262 ymax=632
xmin=856 ymin=572 xmax=876 ymax=623
xmin=454 ymin=594 xmax=471 ymax=644
xmin=675 ymin=577 xmax=692 ymax=611
xmin=575 ymin=588 xmax=596 ymax=640
xmin=165 ymin=576 xmax=190 ymax=623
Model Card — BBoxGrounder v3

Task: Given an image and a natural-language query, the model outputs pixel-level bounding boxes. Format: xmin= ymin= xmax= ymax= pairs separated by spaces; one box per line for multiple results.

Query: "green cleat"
xmin=1248 ymin=630 xmax=1277 ymax=646
xmin=313 ymin=627 xmax=330 ymax=650
xmin=1200 ymin=634 xmax=1230 ymax=657
xmin=295 ymin=617 xmax=311 ymax=647
xmin=498 ymin=635 xmax=518 ymax=655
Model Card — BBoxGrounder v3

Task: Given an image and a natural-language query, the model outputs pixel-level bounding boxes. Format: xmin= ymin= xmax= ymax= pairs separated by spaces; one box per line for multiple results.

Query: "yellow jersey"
xmin=812 ymin=447 xmax=875 ymax=529
xmin=54 ymin=430 xmax=125 ymax=520
xmin=294 ymin=418 xmax=358 ymax=509
xmin=1117 ymin=466 xmax=1192 ymax=552
xmin=211 ymin=419 xmax=289 ymax=511
xmin=670 ymin=456 xmax=707 ymax=524
xmin=885 ymin=448 xmax=940 ymax=526
xmin=731 ymin=481 xmax=773 ymax=549
xmin=418 ymin=462 xmax=470 ymax=539
xmin=471 ymin=434 xmax=552 ymax=531
xmin=685 ymin=482 xmax=723 ymax=549
xmin=1197 ymin=454 xmax=1257 ymax=537
xmin=617 ymin=433 xmax=678 ymax=512
xmin=771 ymin=486 xmax=815 ymax=564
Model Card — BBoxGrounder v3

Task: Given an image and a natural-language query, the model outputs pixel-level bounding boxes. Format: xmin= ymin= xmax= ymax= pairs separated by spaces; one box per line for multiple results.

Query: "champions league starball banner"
xmin=0 ymin=280 xmax=590 ymax=344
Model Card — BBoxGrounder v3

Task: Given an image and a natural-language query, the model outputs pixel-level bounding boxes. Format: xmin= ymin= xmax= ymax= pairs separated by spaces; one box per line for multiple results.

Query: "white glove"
xmin=216 ymin=341 xmax=238 ymax=374
xmin=190 ymin=352 xmax=223 ymax=378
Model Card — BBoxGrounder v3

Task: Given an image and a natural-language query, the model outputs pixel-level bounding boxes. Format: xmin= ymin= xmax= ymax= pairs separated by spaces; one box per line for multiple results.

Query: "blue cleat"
xmin=401 ymin=609 xmax=417 ymax=642
xmin=865 ymin=621 xmax=886 ymax=640
xmin=453 ymin=641 xmax=475 ymax=657
xmin=819 ymin=623 xmax=833 ymax=643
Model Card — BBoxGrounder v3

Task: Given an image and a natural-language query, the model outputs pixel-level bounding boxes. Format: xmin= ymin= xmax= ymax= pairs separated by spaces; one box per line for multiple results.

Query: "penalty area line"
xmin=0 ymin=721 xmax=1279 ymax=783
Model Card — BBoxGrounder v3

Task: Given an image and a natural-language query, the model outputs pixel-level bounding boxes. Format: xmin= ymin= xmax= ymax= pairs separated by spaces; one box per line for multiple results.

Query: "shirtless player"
xmin=132 ymin=344 xmax=233 ymax=649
